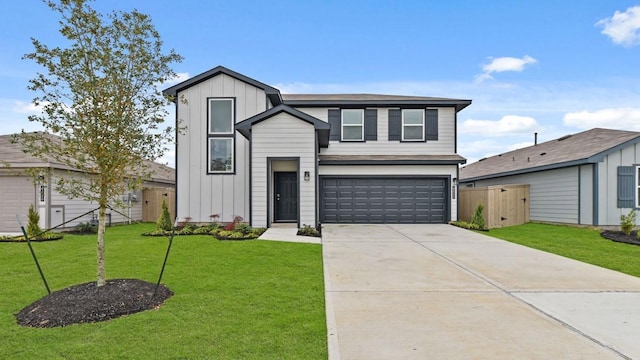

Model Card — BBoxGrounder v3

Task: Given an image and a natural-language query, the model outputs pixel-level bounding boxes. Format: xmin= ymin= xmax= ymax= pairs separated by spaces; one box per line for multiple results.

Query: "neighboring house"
xmin=459 ymin=128 xmax=640 ymax=226
xmin=0 ymin=134 xmax=175 ymax=232
xmin=163 ymin=66 xmax=471 ymax=227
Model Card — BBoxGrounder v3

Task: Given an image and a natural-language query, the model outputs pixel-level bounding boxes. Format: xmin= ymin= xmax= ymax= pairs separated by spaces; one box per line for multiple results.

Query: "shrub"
xmin=620 ymin=210 xmax=636 ymax=236
xmin=178 ymin=223 xmax=198 ymax=235
xmin=470 ymin=203 xmax=486 ymax=230
xmin=156 ymin=199 xmax=173 ymax=231
xmin=297 ymin=224 xmax=321 ymax=237
xmin=234 ymin=222 xmax=252 ymax=235
xmin=26 ymin=204 xmax=42 ymax=239
xmin=74 ymin=222 xmax=97 ymax=234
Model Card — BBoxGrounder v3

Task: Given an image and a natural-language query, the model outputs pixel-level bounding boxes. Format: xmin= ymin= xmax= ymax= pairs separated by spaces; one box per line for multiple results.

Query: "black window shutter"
xmin=328 ymin=109 xmax=340 ymax=141
xmin=617 ymin=166 xmax=635 ymax=208
xmin=426 ymin=109 xmax=438 ymax=141
xmin=388 ymin=109 xmax=401 ymax=141
xmin=364 ymin=109 xmax=377 ymax=141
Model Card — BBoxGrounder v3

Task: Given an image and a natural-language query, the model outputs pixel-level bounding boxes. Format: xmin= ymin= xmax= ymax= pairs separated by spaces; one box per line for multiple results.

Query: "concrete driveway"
xmin=322 ymin=224 xmax=640 ymax=359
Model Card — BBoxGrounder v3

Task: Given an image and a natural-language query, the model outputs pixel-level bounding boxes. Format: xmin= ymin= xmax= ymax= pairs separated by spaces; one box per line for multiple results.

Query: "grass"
xmin=0 ymin=223 xmax=327 ymax=359
xmin=486 ymin=223 xmax=640 ymax=277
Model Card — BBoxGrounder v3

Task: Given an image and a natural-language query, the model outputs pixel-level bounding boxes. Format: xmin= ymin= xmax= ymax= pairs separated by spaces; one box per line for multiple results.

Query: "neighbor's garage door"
xmin=321 ymin=177 xmax=448 ymax=223
xmin=0 ymin=176 xmax=34 ymax=232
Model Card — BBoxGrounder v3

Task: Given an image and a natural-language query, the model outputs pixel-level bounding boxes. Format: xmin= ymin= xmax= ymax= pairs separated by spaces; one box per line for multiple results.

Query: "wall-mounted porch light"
xmin=304 ymin=171 xmax=310 ymax=181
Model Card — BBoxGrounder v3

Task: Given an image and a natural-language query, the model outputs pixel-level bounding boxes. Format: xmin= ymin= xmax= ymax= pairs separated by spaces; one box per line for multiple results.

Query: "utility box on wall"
xmin=459 ymin=184 xmax=530 ymax=229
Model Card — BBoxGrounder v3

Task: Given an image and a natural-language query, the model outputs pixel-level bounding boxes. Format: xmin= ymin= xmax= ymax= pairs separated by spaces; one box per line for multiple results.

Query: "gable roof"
xmin=162 ymin=65 xmax=283 ymax=106
xmin=282 ymin=93 xmax=472 ymax=112
xmin=0 ymin=133 xmax=175 ymax=184
xmin=460 ymin=128 xmax=640 ymax=182
xmin=236 ymin=104 xmax=331 ymax=147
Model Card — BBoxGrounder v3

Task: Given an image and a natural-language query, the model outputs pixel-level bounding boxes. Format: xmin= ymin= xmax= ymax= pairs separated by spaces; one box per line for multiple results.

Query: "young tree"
xmin=16 ymin=0 xmax=182 ymax=286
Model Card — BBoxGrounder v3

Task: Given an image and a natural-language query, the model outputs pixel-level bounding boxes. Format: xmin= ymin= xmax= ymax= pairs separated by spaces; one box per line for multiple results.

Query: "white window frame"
xmin=208 ymin=137 xmax=234 ymax=173
xmin=208 ymin=98 xmax=234 ymax=135
xmin=401 ymin=109 xmax=424 ymax=141
xmin=636 ymin=166 xmax=640 ymax=208
xmin=341 ymin=109 xmax=364 ymax=141
xmin=207 ymin=98 xmax=235 ymax=174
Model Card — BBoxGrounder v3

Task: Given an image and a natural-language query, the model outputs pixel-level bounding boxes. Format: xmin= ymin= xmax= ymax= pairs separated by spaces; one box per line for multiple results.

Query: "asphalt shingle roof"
xmin=460 ymin=128 xmax=640 ymax=182
xmin=0 ymin=133 xmax=175 ymax=184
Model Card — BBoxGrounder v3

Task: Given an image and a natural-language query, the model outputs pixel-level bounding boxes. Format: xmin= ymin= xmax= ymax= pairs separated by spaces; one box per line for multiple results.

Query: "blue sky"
xmin=2 ymin=1 xmax=640 ymax=167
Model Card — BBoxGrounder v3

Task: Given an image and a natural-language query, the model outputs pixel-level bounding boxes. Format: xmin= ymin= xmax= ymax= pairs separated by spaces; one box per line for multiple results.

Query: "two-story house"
xmin=163 ymin=66 xmax=470 ymax=228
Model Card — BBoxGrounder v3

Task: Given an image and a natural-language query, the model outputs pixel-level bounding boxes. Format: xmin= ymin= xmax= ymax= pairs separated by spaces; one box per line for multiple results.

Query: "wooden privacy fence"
xmin=459 ymin=184 xmax=530 ymax=229
xmin=142 ymin=188 xmax=175 ymax=223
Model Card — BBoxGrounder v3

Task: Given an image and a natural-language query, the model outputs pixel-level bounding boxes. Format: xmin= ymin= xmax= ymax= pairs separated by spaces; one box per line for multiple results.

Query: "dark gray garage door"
xmin=321 ymin=177 xmax=448 ymax=223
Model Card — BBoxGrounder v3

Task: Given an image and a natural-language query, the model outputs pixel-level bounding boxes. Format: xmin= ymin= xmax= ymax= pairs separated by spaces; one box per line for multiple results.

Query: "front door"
xmin=274 ymin=172 xmax=297 ymax=222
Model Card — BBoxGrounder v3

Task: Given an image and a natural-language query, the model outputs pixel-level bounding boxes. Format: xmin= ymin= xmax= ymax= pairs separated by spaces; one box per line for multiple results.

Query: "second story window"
xmin=402 ymin=109 xmax=424 ymax=141
xmin=341 ymin=109 xmax=364 ymax=141
xmin=208 ymin=98 xmax=235 ymax=174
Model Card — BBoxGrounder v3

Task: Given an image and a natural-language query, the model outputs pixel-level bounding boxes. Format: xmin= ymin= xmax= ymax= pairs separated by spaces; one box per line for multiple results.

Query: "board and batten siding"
xmin=251 ymin=113 xmax=317 ymax=227
xmin=598 ymin=143 xmax=640 ymax=225
xmin=295 ymin=107 xmax=456 ymax=155
xmin=176 ymin=73 xmax=267 ymax=223
xmin=472 ymin=167 xmax=580 ymax=224
xmin=319 ymin=164 xmax=458 ymax=221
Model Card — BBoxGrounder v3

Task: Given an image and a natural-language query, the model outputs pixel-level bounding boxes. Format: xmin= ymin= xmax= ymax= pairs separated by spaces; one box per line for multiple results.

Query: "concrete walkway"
xmin=322 ymin=224 xmax=640 ymax=359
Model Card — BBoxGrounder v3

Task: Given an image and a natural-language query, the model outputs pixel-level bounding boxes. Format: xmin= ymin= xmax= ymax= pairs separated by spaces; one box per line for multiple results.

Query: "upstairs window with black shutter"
xmin=341 ymin=109 xmax=364 ymax=141
xmin=402 ymin=109 xmax=424 ymax=141
xmin=328 ymin=108 xmax=378 ymax=142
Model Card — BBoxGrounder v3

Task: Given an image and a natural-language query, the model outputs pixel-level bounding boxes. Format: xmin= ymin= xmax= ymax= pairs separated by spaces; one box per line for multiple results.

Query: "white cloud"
xmin=12 ymin=100 xmax=43 ymax=114
xmin=596 ymin=6 xmax=640 ymax=47
xmin=563 ymin=107 xmax=640 ymax=131
xmin=475 ymin=55 xmax=537 ymax=83
xmin=162 ymin=72 xmax=190 ymax=87
xmin=460 ymin=115 xmax=540 ymax=136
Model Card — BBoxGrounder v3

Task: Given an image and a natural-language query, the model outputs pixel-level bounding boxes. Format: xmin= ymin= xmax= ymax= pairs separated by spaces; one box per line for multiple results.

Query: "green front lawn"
xmin=486 ymin=223 xmax=640 ymax=277
xmin=0 ymin=223 xmax=327 ymax=359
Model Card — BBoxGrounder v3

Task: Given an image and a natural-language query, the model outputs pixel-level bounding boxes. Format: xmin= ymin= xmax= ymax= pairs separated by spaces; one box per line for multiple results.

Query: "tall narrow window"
xmin=341 ymin=109 xmax=364 ymax=141
xmin=207 ymin=98 xmax=235 ymax=174
xmin=637 ymin=166 xmax=640 ymax=208
xmin=402 ymin=109 xmax=424 ymax=141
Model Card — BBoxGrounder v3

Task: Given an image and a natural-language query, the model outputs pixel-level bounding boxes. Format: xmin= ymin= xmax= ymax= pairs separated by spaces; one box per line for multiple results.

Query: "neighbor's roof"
xmin=282 ymin=93 xmax=472 ymax=112
xmin=0 ymin=133 xmax=175 ymax=184
xmin=460 ymin=128 xmax=640 ymax=182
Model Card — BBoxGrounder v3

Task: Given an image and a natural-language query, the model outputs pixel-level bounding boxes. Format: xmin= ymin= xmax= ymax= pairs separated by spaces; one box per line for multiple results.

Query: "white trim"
xmin=341 ymin=109 xmax=364 ymax=141
xmin=401 ymin=109 xmax=424 ymax=141
xmin=636 ymin=166 xmax=640 ymax=208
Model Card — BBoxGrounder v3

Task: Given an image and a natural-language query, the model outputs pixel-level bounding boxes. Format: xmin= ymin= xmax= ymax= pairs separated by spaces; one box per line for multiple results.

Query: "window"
xmin=341 ymin=109 xmax=364 ymax=141
xmin=209 ymin=138 xmax=233 ymax=172
xmin=209 ymin=99 xmax=233 ymax=134
xmin=637 ymin=166 xmax=640 ymax=208
xmin=402 ymin=109 xmax=424 ymax=141
xmin=207 ymin=98 xmax=235 ymax=174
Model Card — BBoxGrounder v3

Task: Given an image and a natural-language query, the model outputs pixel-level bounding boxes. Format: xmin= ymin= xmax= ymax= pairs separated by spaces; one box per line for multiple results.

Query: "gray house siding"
xmin=175 ymin=73 xmax=267 ymax=223
xmin=598 ymin=143 xmax=640 ymax=226
xmin=472 ymin=167 xmax=580 ymax=224
xmin=579 ymin=165 xmax=594 ymax=225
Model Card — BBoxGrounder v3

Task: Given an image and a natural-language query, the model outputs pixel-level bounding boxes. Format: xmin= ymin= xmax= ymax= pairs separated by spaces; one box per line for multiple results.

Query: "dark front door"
xmin=274 ymin=172 xmax=298 ymax=222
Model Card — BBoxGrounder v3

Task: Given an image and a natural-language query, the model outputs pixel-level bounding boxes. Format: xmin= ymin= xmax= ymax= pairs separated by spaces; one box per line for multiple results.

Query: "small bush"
xmin=470 ymin=203 xmax=486 ymax=230
xmin=297 ymin=224 xmax=321 ymax=237
xmin=234 ymin=223 xmax=252 ymax=235
xmin=74 ymin=222 xmax=97 ymax=234
xmin=620 ymin=210 xmax=636 ymax=236
xmin=178 ymin=223 xmax=198 ymax=235
xmin=26 ymin=204 xmax=42 ymax=239
xmin=156 ymin=200 xmax=173 ymax=231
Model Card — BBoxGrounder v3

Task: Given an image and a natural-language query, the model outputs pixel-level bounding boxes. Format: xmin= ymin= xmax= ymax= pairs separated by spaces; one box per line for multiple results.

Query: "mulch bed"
xmin=16 ymin=279 xmax=173 ymax=328
xmin=600 ymin=230 xmax=640 ymax=246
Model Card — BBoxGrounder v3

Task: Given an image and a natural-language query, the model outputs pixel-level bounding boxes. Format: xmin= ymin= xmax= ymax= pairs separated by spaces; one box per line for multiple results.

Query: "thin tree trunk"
xmin=97 ymin=204 xmax=107 ymax=287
